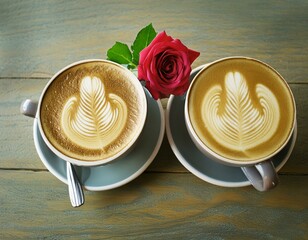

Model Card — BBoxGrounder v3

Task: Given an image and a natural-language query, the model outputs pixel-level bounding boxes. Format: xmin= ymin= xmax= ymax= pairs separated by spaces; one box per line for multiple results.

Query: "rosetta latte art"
xmin=61 ymin=76 xmax=127 ymax=150
xmin=202 ymin=71 xmax=280 ymax=152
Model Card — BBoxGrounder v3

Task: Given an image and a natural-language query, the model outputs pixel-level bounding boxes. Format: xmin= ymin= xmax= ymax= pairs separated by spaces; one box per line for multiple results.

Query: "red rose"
xmin=138 ymin=31 xmax=200 ymax=99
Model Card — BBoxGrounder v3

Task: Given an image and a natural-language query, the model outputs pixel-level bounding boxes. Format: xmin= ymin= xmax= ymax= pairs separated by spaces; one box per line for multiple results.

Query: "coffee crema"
xmin=40 ymin=61 xmax=146 ymax=162
xmin=188 ymin=58 xmax=295 ymax=162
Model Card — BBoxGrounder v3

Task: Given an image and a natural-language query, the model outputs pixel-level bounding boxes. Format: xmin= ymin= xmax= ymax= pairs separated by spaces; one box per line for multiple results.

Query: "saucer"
xmin=33 ymin=88 xmax=165 ymax=191
xmin=166 ymin=65 xmax=297 ymax=187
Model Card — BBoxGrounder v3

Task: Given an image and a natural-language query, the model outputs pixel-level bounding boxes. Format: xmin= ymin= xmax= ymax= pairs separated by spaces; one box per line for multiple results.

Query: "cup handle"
xmin=241 ymin=160 xmax=279 ymax=191
xmin=20 ymin=99 xmax=38 ymax=118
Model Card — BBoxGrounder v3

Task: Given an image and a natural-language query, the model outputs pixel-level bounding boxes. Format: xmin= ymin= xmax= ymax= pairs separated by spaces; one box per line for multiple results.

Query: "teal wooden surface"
xmin=0 ymin=171 xmax=307 ymax=239
xmin=0 ymin=0 xmax=307 ymax=239
xmin=0 ymin=0 xmax=307 ymax=82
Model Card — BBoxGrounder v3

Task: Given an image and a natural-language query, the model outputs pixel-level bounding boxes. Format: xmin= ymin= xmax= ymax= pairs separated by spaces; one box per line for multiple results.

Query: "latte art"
xmin=40 ymin=60 xmax=146 ymax=162
xmin=61 ymin=76 xmax=128 ymax=150
xmin=202 ymin=71 xmax=279 ymax=152
xmin=187 ymin=58 xmax=295 ymax=162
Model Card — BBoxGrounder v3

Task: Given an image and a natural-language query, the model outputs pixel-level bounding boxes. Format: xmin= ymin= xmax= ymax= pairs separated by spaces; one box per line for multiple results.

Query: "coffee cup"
xmin=21 ymin=59 xmax=147 ymax=167
xmin=184 ymin=57 xmax=296 ymax=191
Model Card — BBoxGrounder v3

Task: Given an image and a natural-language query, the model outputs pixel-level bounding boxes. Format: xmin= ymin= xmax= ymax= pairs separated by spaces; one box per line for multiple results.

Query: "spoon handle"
xmin=66 ymin=162 xmax=84 ymax=207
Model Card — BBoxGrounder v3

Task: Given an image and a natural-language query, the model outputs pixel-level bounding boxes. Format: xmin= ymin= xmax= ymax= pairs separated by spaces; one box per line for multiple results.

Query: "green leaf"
xmin=107 ymin=42 xmax=135 ymax=66
xmin=131 ymin=23 xmax=157 ymax=65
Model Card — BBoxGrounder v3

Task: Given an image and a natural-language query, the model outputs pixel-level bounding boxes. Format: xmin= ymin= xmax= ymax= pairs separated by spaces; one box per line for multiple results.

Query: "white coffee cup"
xmin=21 ymin=59 xmax=147 ymax=167
xmin=184 ymin=57 xmax=296 ymax=191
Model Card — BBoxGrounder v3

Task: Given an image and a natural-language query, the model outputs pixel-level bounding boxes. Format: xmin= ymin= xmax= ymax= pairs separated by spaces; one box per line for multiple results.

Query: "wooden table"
xmin=1 ymin=1 xmax=307 ymax=239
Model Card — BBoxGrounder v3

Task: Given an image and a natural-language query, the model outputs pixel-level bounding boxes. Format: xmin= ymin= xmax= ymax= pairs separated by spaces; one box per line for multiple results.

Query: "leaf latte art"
xmin=61 ymin=76 xmax=128 ymax=150
xmin=202 ymin=71 xmax=280 ymax=152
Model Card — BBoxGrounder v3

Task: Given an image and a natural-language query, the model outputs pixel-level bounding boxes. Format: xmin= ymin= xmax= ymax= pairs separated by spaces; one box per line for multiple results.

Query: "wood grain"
xmin=0 ymin=1 xmax=307 ymax=239
xmin=0 ymin=170 xmax=307 ymax=239
xmin=0 ymin=0 xmax=307 ymax=83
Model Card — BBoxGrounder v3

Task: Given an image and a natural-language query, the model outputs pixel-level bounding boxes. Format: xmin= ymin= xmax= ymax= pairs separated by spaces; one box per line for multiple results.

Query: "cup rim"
xmin=184 ymin=56 xmax=297 ymax=166
xmin=36 ymin=59 xmax=148 ymax=167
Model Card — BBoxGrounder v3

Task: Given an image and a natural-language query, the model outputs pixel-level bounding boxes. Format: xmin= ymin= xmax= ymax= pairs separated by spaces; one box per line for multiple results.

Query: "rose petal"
xmin=188 ymin=49 xmax=200 ymax=64
xmin=137 ymin=30 xmax=200 ymax=99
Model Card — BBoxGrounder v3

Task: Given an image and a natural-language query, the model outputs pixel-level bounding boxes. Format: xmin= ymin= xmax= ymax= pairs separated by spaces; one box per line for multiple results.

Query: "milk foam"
xmin=61 ymin=76 xmax=128 ymax=150
xmin=201 ymin=71 xmax=280 ymax=152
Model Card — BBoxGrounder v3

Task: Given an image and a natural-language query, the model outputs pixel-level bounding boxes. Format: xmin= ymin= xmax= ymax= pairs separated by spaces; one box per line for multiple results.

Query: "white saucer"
xmin=33 ymin=88 xmax=165 ymax=191
xmin=166 ymin=65 xmax=297 ymax=187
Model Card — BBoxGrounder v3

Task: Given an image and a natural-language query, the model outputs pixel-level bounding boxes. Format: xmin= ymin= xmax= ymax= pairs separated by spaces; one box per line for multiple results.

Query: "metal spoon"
xmin=66 ymin=162 xmax=84 ymax=207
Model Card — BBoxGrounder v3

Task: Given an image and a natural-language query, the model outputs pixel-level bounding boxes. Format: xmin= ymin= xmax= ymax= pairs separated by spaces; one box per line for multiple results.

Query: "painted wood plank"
xmin=0 ymin=0 xmax=307 ymax=84
xmin=1 ymin=1 xmax=307 ymax=239
xmin=0 ymin=79 xmax=49 ymax=170
xmin=1 ymin=79 xmax=307 ymax=174
xmin=0 ymin=171 xmax=307 ymax=239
